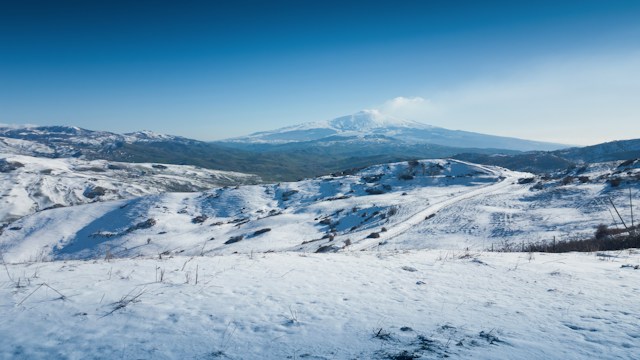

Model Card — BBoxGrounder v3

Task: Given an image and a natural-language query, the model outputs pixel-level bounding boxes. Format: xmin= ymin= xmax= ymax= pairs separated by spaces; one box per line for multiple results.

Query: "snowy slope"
xmin=2 ymin=159 xmax=638 ymax=263
xmin=0 ymin=137 xmax=56 ymax=157
xmin=0 ymin=125 xmax=200 ymax=158
xmin=225 ymin=110 xmax=567 ymax=151
xmin=1 ymin=250 xmax=639 ymax=359
xmin=0 ymin=154 xmax=260 ymax=227
xmin=1 ymin=158 xmax=639 ymax=360
xmin=556 ymin=138 xmax=640 ymax=163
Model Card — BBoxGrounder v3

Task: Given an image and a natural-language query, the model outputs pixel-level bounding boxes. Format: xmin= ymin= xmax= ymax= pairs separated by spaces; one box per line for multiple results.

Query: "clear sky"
xmin=1 ymin=0 xmax=639 ymax=145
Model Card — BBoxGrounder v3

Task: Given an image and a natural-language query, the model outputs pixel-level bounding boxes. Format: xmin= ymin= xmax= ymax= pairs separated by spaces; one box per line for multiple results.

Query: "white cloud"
xmin=377 ymin=96 xmax=438 ymax=121
xmin=383 ymin=96 xmax=426 ymax=108
xmin=0 ymin=123 xmax=36 ymax=129
xmin=376 ymin=52 xmax=640 ymax=145
xmin=435 ymin=52 xmax=640 ymax=144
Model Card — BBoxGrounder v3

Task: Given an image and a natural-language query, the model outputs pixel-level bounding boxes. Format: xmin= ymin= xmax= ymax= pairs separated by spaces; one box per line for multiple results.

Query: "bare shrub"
xmin=387 ymin=206 xmax=399 ymax=217
xmin=561 ymin=176 xmax=574 ymax=185
xmin=225 ymin=235 xmax=244 ymax=244
xmin=578 ymin=176 xmax=590 ymax=183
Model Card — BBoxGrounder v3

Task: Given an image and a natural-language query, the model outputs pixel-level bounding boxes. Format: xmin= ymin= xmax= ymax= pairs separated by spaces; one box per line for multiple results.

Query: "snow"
xmin=0 ymin=137 xmax=55 ymax=156
xmin=226 ymin=110 xmax=436 ymax=144
xmin=2 ymin=158 xmax=637 ymax=264
xmin=0 ymin=125 xmax=203 ymax=160
xmin=0 ymin=154 xmax=260 ymax=227
xmin=224 ymin=110 xmax=566 ymax=151
xmin=1 ymin=155 xmax=639 ymax=358
xmin=326 ymin=109 xmax=432 ymax=131
xmin=1 ymin=250 xmax=639 ymax=359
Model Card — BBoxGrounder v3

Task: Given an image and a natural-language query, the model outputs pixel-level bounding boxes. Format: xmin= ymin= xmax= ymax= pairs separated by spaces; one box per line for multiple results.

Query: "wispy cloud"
xmin=378 ymin=52 xmax=640 ymax=145
xmin=0 ymin=123 xmax=37 ymax=129
xmin=377 ymin=96 xmax=439 ymax=121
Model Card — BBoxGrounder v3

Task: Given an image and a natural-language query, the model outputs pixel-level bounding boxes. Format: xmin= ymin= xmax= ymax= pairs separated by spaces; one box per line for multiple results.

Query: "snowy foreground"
xmin=1 ymin=250 xmax=639 ymax=359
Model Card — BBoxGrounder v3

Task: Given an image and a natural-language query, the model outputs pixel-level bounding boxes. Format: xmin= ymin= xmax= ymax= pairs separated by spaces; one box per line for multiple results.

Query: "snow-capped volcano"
xmin=227 ymin=110 xmax=433 ymax=143
xmin=225 ymin=110 xmax=566 ymax=151
xmin=325 ymin=109 xmax=430 ymax=131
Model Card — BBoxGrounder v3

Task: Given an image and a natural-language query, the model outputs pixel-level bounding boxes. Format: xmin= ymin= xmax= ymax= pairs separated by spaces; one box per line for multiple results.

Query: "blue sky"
xmin=1 ymin=0 xmax=639 ymax=144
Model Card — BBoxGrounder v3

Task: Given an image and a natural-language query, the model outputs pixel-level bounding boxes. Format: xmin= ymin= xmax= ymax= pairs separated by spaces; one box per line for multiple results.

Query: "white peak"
xmin=126 ymin=130 xmax=170 ymax=139
xmin=228 ymin=110 xmax=436 ymax=143
xmin=326 ymin=110 xmax=430 ymax=131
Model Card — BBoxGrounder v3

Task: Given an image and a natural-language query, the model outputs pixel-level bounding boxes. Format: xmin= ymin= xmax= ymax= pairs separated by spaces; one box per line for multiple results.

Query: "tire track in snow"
xmin=347 ymin=160 xmax=524 ymax=251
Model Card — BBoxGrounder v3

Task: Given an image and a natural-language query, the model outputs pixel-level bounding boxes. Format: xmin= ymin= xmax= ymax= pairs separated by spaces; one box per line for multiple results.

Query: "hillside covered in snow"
xmin=0 ymin=154 xmax=260 ymax=228
xmin=1 ymin=129 xmax=638 ymax=360
xmin=1 ymin=156 xmax=639 ymax=359
xmin=2 ymin=158 xmax=638 ymax=263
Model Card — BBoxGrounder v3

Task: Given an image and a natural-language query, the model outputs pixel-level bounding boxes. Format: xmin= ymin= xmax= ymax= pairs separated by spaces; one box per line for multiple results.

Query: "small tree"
xmin=595 ymin=224 xmax=609 ymax=240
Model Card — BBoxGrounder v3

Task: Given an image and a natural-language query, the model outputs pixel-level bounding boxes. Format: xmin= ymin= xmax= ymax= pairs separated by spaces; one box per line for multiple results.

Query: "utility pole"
xmin=630 ymin=187 xmax=635 ymax=233
xmin=609 ymin=197 xmax=628 ymax=231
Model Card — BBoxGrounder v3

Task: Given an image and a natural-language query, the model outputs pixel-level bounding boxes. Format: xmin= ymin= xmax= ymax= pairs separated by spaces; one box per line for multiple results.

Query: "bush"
xmin=608 ymin=178 xmax=622 ymax=187
xmin=83 ymin=186 xmax=107 ymax=199
xmin=191 ymin=215 xmax=208 ymax=224
xmin=618 ymin=159 xmax=636 ymax=168
xmin=578 ymin=176 xmax=590 ymax=183
xmin=365 ymin=187 xmax=386 ymax=195
xmin=530 ymin=182 xmax=544 ymax=191
xmin=126 ymin=218 xmax=156 ymax=233
xmin=362 ymin=174 xmax=384 ymax=183
xmin=315 ymin=245 xmax=339 ymax=253
xmin=512 ymin=230 xmax=640 ymax=253
xmin=517 ymin=177 xmax=535 ymax=184
xmin=253 ymin=228 xmax=271 ymax=236
xmin=595 ymin=224 xmax=609 ymax=240
xmin=225 ymin=235 xmax=244 ymax=244
xmin=561 ymin=176 xmax=574 ymax=185
xmin=281 ymin=189 xmax=299 ymax=201
xmin=0 ymin=160 xmax=24 ymax=172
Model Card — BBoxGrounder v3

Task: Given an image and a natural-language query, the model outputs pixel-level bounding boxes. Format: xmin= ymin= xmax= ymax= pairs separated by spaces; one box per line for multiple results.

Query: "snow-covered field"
xmin=1 ymin=250 xmax=639 ymax=359
xmin=1 ymin=157 xmax=639 ymax=359
xmin=1 ymin=159 xmax=638 ymax=263
xmin=0 ymin=154 xmax=260 ymax=227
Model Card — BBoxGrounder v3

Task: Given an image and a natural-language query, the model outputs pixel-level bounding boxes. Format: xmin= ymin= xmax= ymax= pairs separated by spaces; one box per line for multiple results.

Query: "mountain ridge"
xmin=2 ymin=123 xmax=639 ymax=181
xmin=223 ymin=110 xmax=567 ymax=152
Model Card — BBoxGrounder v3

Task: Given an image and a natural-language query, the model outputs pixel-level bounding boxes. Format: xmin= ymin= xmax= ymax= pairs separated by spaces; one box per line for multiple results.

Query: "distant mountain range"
xmin=224 ymin=109 xmax=567 ymax=152
xmin=454 ymin=138 xmax=640 ymax=174
xmin=0 ymin=126 xmax=198 ymax=158
xmin=1 ymin=113 xmax=639 ymax=180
